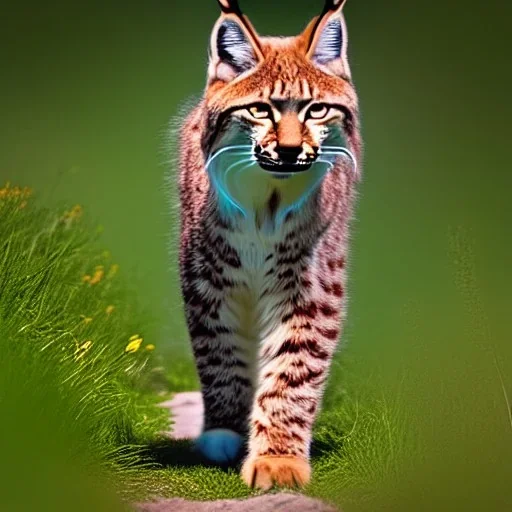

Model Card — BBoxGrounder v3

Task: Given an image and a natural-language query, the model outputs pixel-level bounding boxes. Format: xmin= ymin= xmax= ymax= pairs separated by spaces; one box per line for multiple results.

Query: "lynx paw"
xmin=195 ymin=428 xmax=244 ymax=464
xmin=241 ymin=455 xmax=311 ymax=490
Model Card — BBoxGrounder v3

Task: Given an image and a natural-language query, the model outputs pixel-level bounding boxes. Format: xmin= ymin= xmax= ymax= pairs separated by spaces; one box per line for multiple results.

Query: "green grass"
xmin=0 ymin=183 xmax=415 ymax=511
xmin=0 ymin=184 xmax=170 ymax=511
xmin=118 ymin=375 xmax=413 ymax=512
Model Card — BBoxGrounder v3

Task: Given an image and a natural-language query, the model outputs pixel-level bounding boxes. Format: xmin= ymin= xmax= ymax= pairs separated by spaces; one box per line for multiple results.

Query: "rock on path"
xmin=134 ymin=392 xmax=339 ymax=512
xmin=159 ymin=391 xmax=203 ymax=439
xmin=136 ymin=493 xmax=337 ymax=512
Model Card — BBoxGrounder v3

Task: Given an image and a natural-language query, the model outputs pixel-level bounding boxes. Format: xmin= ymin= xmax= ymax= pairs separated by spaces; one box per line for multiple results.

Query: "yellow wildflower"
xmin=145 ymin=344 xmax=155 ymax=351
xmin=74 ymin=340 xmax=93 ymax=361
xmin=63 ymin=205 xmax=82 ymax=219
xmin=0 ymin=182 xmax=11 ymax=198
xmin=69 ymin=204 xmax=83 ymax=218
xmin=0 ymin=183 xmax=32 ymax=201
xmin=105 ymin=305 xmax=115 ymax=315
xmin=125 ymin=335 xmax=143 ymax=354
xmin=80 ymin=315 xmax=93 ymax=324
xmin=107 ymin=263 xmax=119 ymax=279
xmin=89 ymin=265 xmax=104 ymax=285
xmin=61 ymin=204 xmax=83 ymax=227
xmin=82 ymin=274 xmax=91 ymax=283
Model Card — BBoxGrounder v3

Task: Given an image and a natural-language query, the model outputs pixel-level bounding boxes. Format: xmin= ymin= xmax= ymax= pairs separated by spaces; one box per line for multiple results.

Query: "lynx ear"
xmin=209 ymin=1 xmax=263 ymax=83
xmin=305 ymin=0 xmax=351 ymax=78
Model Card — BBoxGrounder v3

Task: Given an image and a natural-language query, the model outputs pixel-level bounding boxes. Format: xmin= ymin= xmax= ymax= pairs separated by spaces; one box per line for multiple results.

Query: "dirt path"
xmin=134 ymin=392 xmax=339 ymax=512
xmin=136 ymin=492 xmax=338 ymax=511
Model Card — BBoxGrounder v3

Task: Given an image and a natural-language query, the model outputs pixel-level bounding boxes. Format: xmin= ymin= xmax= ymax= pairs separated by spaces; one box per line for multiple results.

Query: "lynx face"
xmin=204 ymin=0 xmax=360 ymax=176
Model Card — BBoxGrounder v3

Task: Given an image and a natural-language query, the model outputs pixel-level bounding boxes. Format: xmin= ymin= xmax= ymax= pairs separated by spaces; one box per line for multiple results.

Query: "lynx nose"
xmin=277 ymin=146 xmax=303 ymax=164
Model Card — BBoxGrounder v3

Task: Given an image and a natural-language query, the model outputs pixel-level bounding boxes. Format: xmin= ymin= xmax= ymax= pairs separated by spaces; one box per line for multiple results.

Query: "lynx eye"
xmin=306 ymin=103 xmax=329 ymax=120
xmin=248 ymin=105 xmax=270 ymax=119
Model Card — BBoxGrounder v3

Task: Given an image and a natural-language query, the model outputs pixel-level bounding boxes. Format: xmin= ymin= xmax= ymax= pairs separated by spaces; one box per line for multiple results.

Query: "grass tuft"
xmin=0 ymin=183 xmax=169 ymax=511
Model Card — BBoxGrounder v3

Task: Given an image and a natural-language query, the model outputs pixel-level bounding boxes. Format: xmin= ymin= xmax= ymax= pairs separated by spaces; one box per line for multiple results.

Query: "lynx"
xmin=177 ymin=0 xmax=362 ymax=489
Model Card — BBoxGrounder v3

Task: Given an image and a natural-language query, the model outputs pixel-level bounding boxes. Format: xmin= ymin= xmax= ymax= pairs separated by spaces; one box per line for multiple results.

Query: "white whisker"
xmin=315 ymin=159 xmax=335 ymax=168
xmin=206 ymin=145 xmax=253 ymax=168
xmin=223 ymin=157 xmax=255 ymax=178
xmin=317 ymin=148 xmax=357 ymax=174
xmin=321 ymin=145 xmax=348 ymax=150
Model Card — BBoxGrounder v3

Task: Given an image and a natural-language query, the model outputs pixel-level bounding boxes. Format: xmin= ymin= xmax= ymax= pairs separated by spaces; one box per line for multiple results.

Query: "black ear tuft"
xmin=217 ymin=19 xmax=257 ymax=73
xmin=312 ymin=17 xmax=342 ymax=64
xmin=216 ymin=0 xmax=242 ymax=15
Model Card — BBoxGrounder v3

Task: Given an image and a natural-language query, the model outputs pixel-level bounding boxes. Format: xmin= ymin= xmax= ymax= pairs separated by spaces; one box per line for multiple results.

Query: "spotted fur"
xmin=177 ymin=0 xmax=362 ymax=489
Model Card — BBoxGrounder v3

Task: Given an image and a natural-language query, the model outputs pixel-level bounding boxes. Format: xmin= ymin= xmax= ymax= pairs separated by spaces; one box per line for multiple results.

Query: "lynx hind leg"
xmin=195 ymin=428 xmax=245 ymax=464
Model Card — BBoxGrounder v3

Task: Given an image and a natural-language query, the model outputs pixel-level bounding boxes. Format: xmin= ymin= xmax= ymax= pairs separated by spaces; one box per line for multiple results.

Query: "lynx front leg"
xmin=182 ymin=250 xmax=256 ymax=464
xmin=187 ymin=293 xmax=256 ymax=462
xmin=192 ymin=328 xmax=254 ymax=464
xmin=242 ymin=287 xmax=342 ymax=489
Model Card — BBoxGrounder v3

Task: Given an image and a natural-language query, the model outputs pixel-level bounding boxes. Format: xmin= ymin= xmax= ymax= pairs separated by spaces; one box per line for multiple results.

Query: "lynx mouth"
xmin=256 ymin=157 xmax=313 ymax=175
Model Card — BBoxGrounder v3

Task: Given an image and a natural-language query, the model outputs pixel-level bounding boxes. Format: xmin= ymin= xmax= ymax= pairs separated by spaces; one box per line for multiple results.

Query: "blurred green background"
xmin=1 ymin=0 xmax=511 ymax=509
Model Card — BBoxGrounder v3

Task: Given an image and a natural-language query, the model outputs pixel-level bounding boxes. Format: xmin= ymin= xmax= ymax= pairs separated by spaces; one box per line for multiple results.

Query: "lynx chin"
xmin=176 ymin=0 xmax=362 ymax=490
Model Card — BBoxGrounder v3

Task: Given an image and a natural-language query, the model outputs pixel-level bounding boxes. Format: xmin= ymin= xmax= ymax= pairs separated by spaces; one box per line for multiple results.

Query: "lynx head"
xmin=204 ymin=0 xmax=361 ymax=175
